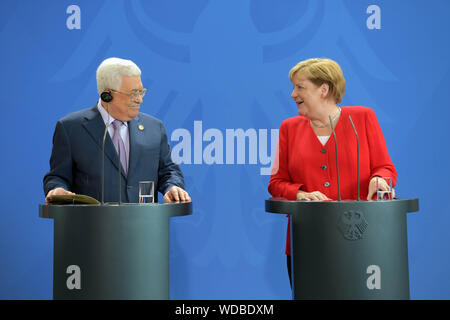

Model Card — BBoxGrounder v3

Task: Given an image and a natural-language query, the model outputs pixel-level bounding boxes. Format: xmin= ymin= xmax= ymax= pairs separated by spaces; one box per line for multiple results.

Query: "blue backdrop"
xmin=1 ymin=0 xmax=449 ymax=299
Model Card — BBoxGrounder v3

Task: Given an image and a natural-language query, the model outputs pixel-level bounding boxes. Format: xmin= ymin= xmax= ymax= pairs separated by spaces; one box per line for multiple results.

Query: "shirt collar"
xmin=97 ymin=99 xmax=128 ymax=127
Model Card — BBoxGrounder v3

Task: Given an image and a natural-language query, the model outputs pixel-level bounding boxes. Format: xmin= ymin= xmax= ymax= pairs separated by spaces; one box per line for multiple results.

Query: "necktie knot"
xmin=112 ymin=119 xmax=123 ymax=130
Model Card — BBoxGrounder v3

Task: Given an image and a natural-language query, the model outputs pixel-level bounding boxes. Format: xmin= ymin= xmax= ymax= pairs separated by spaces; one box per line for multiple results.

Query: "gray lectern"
xmin=266 ymin=198 xmax=418 ymax=300
xmin=39 ymin=202 xmax=192 ymax=300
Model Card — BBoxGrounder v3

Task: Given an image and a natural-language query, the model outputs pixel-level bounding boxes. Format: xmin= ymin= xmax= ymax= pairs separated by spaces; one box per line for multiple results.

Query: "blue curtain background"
xmin=1 ymin=0 xmax=449 ymax=299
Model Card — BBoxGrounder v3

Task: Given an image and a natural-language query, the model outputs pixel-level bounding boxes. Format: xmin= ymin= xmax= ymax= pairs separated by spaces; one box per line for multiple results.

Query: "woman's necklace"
xmin=310 ymin=107 xmax=342 ymax=128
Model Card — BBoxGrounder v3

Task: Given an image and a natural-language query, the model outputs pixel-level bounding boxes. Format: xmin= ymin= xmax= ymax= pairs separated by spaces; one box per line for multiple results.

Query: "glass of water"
xmin=376 ymin=177 xmax=393 ymax=200
xmin=139 ymin=181 xmax=154 ymax=204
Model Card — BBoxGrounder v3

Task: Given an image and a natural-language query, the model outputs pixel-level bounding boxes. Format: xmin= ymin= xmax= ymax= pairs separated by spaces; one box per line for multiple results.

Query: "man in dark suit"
xmin=44 ymin=57 xmax=190 ymax=203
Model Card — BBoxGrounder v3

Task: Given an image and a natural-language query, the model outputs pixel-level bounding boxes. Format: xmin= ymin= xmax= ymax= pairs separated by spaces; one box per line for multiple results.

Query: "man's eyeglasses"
xmin=111 ymin=88 xmax=147 ymax=100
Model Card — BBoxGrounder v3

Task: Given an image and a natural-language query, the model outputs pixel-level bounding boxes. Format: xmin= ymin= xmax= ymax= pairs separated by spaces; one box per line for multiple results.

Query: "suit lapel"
xmin=127 ymin=115 xmax=144 ymax=181
xmin=82 ymin=105 xmax=125 ymax=179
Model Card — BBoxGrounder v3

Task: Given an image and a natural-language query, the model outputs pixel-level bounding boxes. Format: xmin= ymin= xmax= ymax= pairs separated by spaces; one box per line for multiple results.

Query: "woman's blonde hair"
xmin=289 ymin=58 xmax=346 ymax=104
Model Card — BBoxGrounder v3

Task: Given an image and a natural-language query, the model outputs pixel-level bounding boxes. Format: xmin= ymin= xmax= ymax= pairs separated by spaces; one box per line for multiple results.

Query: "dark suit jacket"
xmin=43 ymin=105 xmax=185 ymax=203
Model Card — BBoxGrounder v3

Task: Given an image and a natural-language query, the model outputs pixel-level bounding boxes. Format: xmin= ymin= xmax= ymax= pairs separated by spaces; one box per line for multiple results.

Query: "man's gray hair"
xmin=96 ymin=57 xmax=141 ymax=95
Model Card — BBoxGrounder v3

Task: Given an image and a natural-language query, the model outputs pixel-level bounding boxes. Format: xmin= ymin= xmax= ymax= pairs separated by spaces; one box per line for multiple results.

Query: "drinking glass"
xmin=376 ymin=177 xmax=393 ymax=200
xmin=139 ymin=181 xmax=154 ymax=204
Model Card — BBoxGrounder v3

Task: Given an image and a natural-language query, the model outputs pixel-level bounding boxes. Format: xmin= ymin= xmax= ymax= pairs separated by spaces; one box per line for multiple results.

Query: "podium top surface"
xmin=265 ymin=198 xmax=419 ymax=214
xmin=39 ymin=201 xmax=192 ymax=219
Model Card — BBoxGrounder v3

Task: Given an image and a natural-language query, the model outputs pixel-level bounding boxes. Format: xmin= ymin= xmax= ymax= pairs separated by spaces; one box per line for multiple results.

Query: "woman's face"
xmin=291 ymin=72 xmax=325 ymax=117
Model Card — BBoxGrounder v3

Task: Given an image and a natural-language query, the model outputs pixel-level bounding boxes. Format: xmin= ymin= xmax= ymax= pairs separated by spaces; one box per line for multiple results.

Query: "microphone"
xmin=101 ymin=115 xmax=124 ymax=204
xmin=329 ymin=115 xmax=341 ymax=201
xmin=117 ymin=127 xmax=122 ymax=205
xmin=100 ymin=94 xmax=123 ymax=205
xmin=348 ymin=116 xmax=360 ymax=201
xmin=101 ymin=115 xmax=110 ymax=205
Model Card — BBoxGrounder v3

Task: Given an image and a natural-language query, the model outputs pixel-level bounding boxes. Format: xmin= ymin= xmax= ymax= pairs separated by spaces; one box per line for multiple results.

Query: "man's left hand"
xmin=163 ymin=186 xmax=191 ymax=203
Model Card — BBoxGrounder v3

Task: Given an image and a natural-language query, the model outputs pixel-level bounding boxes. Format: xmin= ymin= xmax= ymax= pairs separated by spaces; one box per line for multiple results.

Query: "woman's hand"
xmin=296 ymin=190 xmax=331 ymax=201
xmin=367 ymin=177 xmax=395 ymax=200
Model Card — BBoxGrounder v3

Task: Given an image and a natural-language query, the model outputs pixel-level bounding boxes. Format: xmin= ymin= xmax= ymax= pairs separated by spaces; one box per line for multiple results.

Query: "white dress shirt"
xmin=97 ymin=99 xmax=130 ymax=170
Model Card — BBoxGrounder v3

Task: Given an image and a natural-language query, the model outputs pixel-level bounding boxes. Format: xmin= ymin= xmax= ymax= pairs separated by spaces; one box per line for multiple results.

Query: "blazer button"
xmin=321 ymin=148 xmax=326 ymax=154
xmin=321 ymin=164 xmax=327 ymax=170
xmin=324 ymin=181 xmax=330 ymax=187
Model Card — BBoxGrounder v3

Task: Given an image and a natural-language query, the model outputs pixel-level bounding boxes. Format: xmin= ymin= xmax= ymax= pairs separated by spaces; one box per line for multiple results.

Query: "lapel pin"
xmin=138 ymin=124 xmax=144 ymax=131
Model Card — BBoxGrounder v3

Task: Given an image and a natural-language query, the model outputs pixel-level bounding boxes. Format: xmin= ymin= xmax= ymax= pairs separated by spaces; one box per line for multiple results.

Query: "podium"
xmin=265 ymin=198 xmax=419 ymax=300
xmin=39 ymin=202 xmax=192 ymax=300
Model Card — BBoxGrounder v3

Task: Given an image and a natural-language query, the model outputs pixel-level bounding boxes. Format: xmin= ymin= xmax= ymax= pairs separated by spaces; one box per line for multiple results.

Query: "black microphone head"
xmin=101 ymin=91 xmax=113 ymax=103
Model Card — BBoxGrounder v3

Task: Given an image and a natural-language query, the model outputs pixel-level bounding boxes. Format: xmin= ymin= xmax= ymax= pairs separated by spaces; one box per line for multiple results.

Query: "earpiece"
xmin=100 ymin=91 xmax=113 ymax=103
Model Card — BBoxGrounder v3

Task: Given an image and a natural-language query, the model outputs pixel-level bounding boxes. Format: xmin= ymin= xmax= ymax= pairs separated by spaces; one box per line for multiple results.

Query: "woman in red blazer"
xmin=268 ymin=58 xmax=397 ymax=285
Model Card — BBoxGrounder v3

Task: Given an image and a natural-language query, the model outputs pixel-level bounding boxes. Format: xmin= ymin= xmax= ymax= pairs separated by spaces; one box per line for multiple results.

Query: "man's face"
xmin=107 ymin=75 xmax=143 ymax=121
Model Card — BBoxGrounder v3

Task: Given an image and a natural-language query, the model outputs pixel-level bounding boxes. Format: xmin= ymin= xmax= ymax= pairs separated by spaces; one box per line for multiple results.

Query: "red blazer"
xmin=268 ymin=106 xmax=397 ymax=255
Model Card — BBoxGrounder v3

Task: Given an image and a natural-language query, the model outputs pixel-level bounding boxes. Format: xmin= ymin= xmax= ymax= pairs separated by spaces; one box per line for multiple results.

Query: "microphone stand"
xmin=101 ymin=103 xmax=122 ymax=205
xmin=329 ymin=115 xmax=341 ymax=201
xmin=117 ymin=127 xmax=122 ymax=205
xmin=348 ymin=116 xmax=360 ymax=201
xmin=101 ymin=123 xmax=109 ymax=205
xmin=101 ymin=104 xmax=111 ymax=205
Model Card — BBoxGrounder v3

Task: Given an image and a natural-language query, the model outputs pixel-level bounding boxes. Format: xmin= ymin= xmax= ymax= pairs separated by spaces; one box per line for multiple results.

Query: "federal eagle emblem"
xmin=338 ymin=210 xmax=368 ymax=241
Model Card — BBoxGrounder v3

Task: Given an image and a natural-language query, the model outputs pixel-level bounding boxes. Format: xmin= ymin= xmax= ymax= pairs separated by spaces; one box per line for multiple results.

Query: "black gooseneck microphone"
xmin=329 ymin=115 xmax=341 ymax=201
xmin=100 ymin=91 xmax=122 ymax=204
xmin=101 ymin=110 xmax=123 ymax=204
xmin=117 ymin=127 xmax=122 ymax=205
xmin=101 ymin=92 xmax=112 ymax=205
xmin=101 ymin=118 xmax=110 ymax=205
xmin=348 ymin=116 xmax=360 ymax=201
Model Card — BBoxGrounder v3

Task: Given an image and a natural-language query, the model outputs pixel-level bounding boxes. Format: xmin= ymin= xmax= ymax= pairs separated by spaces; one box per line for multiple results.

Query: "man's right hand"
xmin=45 ymin=188 xmax=75 ymax=204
